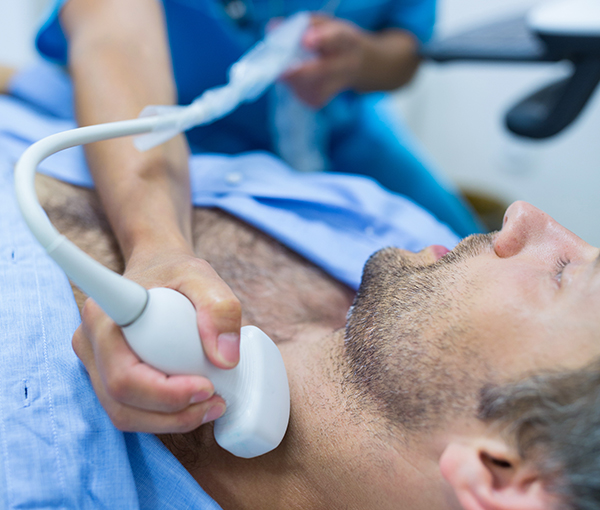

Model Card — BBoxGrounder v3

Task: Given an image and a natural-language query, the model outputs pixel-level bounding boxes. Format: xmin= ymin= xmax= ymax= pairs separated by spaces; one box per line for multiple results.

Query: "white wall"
xmin=0 ymin=0 xmax=49 ymax=65
xmin=396 ymin=0 xmax=600 ymax=244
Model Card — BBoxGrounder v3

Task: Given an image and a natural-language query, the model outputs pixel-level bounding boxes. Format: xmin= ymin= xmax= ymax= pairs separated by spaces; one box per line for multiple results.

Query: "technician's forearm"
xmin=62 ymin=0 xmax=192 ymax=263
xmin=353 ymin=29 xmax=421 ymax=92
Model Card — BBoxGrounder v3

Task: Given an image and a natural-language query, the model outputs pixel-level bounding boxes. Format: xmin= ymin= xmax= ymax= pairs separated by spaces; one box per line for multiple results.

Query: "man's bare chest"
xmin=37 ymin=174 xmax=354 ymax=340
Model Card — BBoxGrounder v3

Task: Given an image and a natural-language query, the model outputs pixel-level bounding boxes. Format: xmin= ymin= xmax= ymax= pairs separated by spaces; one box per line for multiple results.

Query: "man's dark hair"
xmin=479 ymin=360 xmax=600 ymax=510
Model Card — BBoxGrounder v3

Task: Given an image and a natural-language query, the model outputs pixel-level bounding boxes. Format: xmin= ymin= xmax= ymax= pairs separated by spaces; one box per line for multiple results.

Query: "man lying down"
xmin=2 ymin=67 xmax=600 ymax=510
xmin=7 ymin=167 xmax=600 ymax=510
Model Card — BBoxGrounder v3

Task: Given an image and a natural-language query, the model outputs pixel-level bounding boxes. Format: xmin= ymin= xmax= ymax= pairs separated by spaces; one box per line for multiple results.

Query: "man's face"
xmin=446 ymin=200 xmax=600 ymax=376
xmin=345 ymin=201 xmax=600 ymax=430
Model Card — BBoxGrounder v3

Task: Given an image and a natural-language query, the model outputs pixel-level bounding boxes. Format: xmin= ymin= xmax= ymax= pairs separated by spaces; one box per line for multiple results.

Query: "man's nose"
xmin=493 ymin=201 xmax=575 ymax=258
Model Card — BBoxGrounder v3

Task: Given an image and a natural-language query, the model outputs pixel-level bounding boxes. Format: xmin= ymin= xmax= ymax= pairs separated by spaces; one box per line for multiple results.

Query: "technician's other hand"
xmin=283 ymin=15 xmax=366 ymax=108
xmin=72 ymin=248 xmax=242 ymax=434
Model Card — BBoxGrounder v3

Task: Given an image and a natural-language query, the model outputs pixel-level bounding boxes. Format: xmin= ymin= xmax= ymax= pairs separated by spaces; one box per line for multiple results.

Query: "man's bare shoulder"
xmin=36 ymin=174 xmax=354 ymax=340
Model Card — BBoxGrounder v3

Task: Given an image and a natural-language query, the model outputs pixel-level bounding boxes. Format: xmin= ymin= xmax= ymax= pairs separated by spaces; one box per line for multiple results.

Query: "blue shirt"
xmin=0 ymin=61 xmax=458 ymax=508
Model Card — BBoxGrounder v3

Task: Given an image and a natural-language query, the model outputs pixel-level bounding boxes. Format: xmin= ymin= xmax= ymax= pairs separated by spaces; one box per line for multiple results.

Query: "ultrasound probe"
xmin=14 ymin=12 xmax=311 ymax=458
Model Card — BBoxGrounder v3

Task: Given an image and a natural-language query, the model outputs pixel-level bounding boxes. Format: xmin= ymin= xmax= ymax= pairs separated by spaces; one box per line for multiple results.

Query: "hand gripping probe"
xmin=14 ymin=12 xmax=311 ymax=458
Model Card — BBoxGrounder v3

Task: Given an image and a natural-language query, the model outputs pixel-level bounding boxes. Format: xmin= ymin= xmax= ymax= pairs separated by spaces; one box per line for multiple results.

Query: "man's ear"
xmin=439 ymin=440 xmax=553 ymax=510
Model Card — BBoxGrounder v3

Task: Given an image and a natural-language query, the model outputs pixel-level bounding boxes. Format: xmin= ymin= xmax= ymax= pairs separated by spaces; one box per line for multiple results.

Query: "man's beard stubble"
xmin=342 ymin=233 xmax=496 ymax=433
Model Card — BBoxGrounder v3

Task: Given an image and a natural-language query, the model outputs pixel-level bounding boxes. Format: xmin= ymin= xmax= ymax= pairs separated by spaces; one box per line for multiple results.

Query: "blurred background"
xmin=1 ymin=0 xmax=599 ymax=243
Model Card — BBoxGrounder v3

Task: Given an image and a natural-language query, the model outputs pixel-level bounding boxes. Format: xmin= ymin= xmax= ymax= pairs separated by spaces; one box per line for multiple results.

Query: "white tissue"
xmin=134 ymin=11 xmax=311 ymax=151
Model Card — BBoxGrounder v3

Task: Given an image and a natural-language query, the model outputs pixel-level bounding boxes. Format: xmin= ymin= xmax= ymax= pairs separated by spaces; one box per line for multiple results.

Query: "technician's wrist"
xmin=124 ymin=233 xmax=195 ymax=275
xmin=113 ymin=200 xmax=194 ymax=263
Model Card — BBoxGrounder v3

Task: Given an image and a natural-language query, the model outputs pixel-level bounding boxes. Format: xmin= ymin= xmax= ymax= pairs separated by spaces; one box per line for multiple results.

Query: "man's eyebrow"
xmin=594 ymin=253 xmax=600 ymax=270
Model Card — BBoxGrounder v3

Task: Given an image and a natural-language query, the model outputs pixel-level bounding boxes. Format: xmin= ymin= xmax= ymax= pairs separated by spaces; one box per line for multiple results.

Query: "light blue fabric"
xmin=34 ymin=0 xmax=484 ymax=237
xmin=0 ymin=146 xmax=222 ymax=509
xmin=0 ymin=61 xmax=460 ymax=507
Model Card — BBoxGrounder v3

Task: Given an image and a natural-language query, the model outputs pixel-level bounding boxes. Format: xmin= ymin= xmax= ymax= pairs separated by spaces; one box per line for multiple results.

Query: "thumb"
xmin=181 ymin=273 xmax=242 ymax=370
xmin=199 ymin=294 xmax=242 ymax=369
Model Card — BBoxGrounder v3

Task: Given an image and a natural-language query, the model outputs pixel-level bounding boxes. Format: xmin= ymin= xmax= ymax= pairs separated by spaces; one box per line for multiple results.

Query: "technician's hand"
xmin=71 ymin=248 xmax=242 ymax=434
xmin=283 ymin=15 xmax=366 ymax=108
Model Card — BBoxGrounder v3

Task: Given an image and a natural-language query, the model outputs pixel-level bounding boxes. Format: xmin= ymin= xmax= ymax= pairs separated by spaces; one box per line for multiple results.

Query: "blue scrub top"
xmin=36 ymin=0 xmax=436 ymax=154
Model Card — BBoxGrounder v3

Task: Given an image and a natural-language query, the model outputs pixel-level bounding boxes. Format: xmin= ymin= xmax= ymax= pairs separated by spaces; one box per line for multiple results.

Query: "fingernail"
xmin=217 ymin=332 xmax=240 ymax=366
xmin=202 ymin=403 xmax=226 ymax=425
xmin=190 ymin=389 xmax=212 ymax=404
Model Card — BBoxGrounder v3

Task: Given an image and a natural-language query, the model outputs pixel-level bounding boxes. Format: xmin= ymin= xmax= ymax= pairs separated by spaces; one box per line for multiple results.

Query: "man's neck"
xmin=183 ymin=327 xmax=446 ymax=510
xmin=184 ymin=326 xmax=345 ymax=508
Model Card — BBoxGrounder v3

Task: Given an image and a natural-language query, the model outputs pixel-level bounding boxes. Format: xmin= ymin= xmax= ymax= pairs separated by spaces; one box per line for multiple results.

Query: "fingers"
xmin=284 ymin=59 xmax=345 ymax=107
xmin=176 ymin=259 xmax=242 ymax=370
xmin=304 ymin=24 xmax=341 ymax=54
xmin=285 ymin=16 xmax=363 ymax=107
xmin=304 ymin=15 xmax=361 ymax=55
xmin=79 ymin=299 xmax=213 ymax=412
xmin=125 ymin=253 xmax=242 ymax=369
xmin=74 ymin=252 xmax=242 ymax=434
xmin=75 ymin=299 xmax=227 ymax=433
